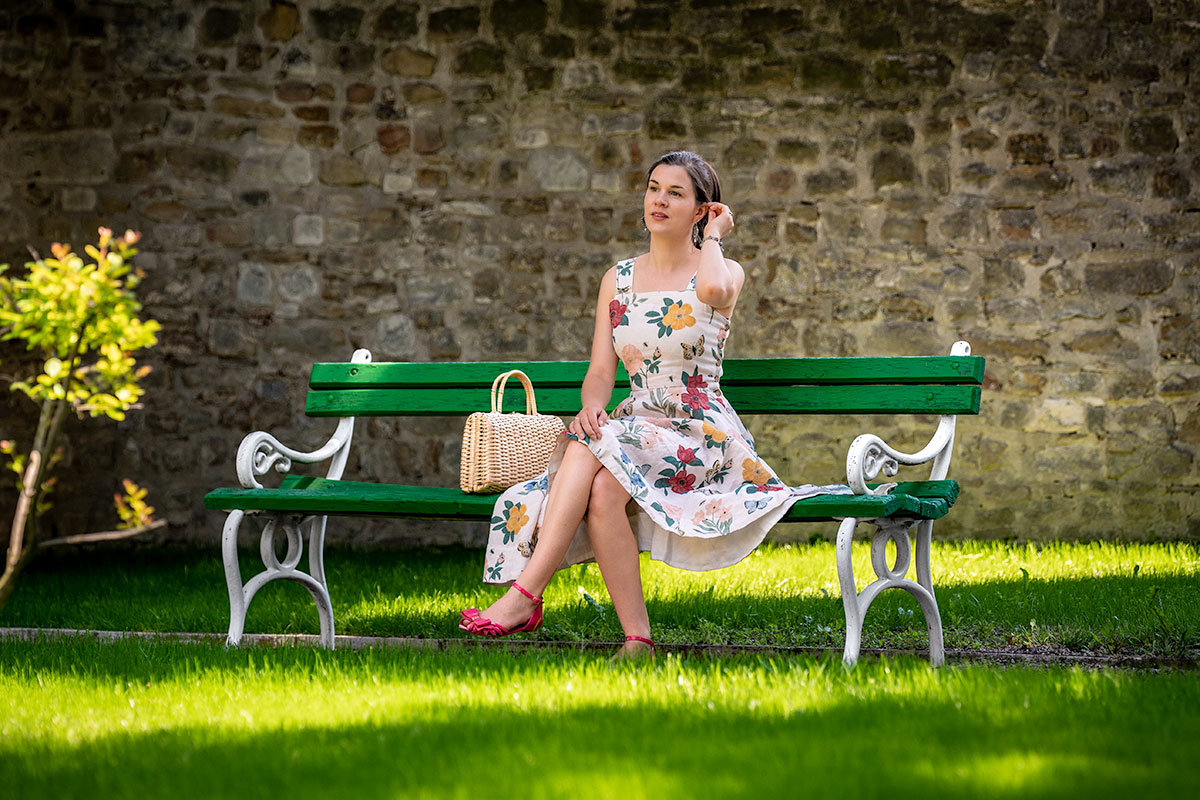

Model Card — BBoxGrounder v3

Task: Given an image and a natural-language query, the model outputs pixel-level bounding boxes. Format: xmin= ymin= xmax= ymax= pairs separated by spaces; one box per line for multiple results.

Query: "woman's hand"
xmin=704 ymin=202 xmax=735 ymax=240
xmin=570 ymin=405 xmax=608 ymax=439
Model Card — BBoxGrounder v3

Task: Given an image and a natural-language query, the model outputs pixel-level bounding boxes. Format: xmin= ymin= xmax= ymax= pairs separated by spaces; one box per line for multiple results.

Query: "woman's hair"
xmin=645 ymin=151 xmax=722 ymax=248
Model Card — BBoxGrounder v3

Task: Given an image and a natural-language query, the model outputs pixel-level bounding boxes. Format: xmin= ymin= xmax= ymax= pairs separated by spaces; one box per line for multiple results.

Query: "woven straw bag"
xmin=459 ymin=369 xmax=566 ymax=493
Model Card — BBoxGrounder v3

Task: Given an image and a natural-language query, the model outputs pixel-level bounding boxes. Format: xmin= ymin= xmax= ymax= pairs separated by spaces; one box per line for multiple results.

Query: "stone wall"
xmin=0 ymin=0 xmax=1196 ymax=546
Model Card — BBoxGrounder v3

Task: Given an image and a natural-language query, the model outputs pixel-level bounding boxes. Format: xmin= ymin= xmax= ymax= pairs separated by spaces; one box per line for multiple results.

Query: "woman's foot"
xmin=459 ymin=583 xmax=542 ymax=635
xmin=612 ymin=635 xmax=655 ymax=660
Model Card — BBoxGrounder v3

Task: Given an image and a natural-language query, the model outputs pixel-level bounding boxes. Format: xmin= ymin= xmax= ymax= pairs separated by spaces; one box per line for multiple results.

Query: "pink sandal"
xmin=459 ymin=582 xmax=544 ymax=637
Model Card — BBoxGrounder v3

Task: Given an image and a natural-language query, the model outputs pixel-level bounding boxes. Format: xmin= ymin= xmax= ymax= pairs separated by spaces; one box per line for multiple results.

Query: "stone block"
xmin=60 ymin=187 xmax=96 ymax=211
xmin=376 ymin=3 xmax=419 ymax=38
xmin=723 ymin=138 xmax=767 ymax=169
xmin=377 ymin=124 xmax=410 ymax=154
xmin=382 ymin=46 xmax=436 ymax=77
xmin=1160 ymin=313 xmax=1200 ymax=362
xmin=1065 ymin=329 xmax=1140 ymax=357
xmin=429 ymin=7 xmax=480 ymax=37
xmin=800 ymin=52 xmax=864 ymax=90
xmin=208 ymin=318 xmax=257 ymax=359
xmin=542 ymin=34 xmax=575 ymax=59
xmin=259 ymin=2 xmax=302 ymax=41
xmin=960 ymin=128 xmax=998 ymax=150
xmin=455 ymin=42 xmax=505 ymax=76
xmin=214 ymin=95 xmax=285 ymax=120
xmin=236 ymin=262 xmax=272 ymax=305
xmin=804 ymin=167 xmax=855 ymax=195
xmin=326 ymin=218 xmax=361 ymax=244
xmin=1085 ymin=259 xmax=1173 ymax=294
xmin=870 ymin=148 xmax=916 ymax=189
xmin=776 ymin=139 xmax=819 ymax=163
xmin=413 ymin=121 xmax=445 ymax=154
xmin=1052 ymin=24 xmax=1108 ymax=62
xmin=292 ymin=214 xmax=323 ymax=245
xmin=298 ymin=125 xmax=338 ymax=147
xmin=200 ymin=7 xmax=241 ymax=46
xmin=295 ymin=105 xmax=330 ymax=122
xmin=492 ymin=0 xmax=548 ymax=35
xmin=166 ymin=146 xmax=239 ymax=183
xmin=208 ymin=220 xmax=251 ymax=246
xmin=528 ymin=151 xmax=589 ymax=191
xmin=1125 ymin=115 xmax=1178 ymax=155
xmin=614 ymin=59 xmax=678 ymax=83
xmin=874 ymin=53 xmax=953 ymax=87
xmin=364 ymin=209 xmax=413 ymax=242
xmin=1153 ymin=168 xmax=1191 ymax=199
xmin=334 ymin=43 xmax=375 ymax=73
xmin=276 ymin=80 xmax=313 ymax=103
xmin=308 ymin=6 xmax=363 ymax=41
xmin=880 ymin=215 xmax=927 ymax=245
xmin=1002 ymin=165 xmax=1072 ymax=196
xmin=1006 ymin=132 xmax=1051 ymax=164
xmin=319 ymin=153 xmax=365 ymax=185
xmin=613 ymin=5 xmax=671 ymax=32
xmin=561 ymin=0 xmax=605 ymax=27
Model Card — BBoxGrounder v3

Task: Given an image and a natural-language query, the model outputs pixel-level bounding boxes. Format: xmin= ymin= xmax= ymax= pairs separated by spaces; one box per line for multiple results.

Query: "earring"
xmin=641 ymin=215 xmax=648 ymax=232
xmin=691 ymin=222 xmax=704 ymax=249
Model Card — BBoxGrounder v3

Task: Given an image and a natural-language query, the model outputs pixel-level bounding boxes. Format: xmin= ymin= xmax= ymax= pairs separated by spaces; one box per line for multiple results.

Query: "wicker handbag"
xmin=459 ymin=369 xmax=566 ymax=493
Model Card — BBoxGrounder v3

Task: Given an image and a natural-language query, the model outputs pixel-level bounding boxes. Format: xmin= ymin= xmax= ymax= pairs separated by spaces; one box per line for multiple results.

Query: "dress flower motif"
xmin=479 ymin=256 xmax=848 ymax=586
xmin=609 ymin=298 xmax=629 ymax=329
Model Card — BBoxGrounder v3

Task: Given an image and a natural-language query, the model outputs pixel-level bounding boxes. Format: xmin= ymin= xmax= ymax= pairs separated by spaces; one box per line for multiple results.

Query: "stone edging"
xmin=1 ymin=627 xmax=1194 ymax=670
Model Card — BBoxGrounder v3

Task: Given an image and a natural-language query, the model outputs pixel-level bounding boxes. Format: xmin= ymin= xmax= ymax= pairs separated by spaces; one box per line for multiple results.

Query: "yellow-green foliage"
xmin=0 ymin=228 xmax=160 ymax=422
xmin=113 ymin=479 xmax=156 ymax=530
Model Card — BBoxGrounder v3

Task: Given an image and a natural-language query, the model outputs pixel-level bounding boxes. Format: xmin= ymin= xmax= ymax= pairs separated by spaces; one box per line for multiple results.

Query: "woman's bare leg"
xmin=586 ymin=469 xmax=653 ymax=656
xmin=472 ymin=439 xmax=602 ymax=630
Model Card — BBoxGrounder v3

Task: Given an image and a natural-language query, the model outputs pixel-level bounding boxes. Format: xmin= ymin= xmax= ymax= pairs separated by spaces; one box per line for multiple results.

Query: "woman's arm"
xmin=570 ymin=266 xmax=620 ymax=440
xmin=695 ymin=203 xmax=745 ymax=315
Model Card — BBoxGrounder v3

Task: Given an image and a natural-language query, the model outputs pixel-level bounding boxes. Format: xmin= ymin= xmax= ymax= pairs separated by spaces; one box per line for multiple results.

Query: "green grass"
xmin=1 ymin=637 xmax=1198 ymax=799
xmin=2 ymin=541 xmax=1198 ymax=657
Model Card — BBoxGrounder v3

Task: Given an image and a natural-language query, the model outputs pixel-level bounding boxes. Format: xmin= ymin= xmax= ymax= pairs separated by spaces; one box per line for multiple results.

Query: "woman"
xmin=459 ymin=151 xmax=848 ymax=658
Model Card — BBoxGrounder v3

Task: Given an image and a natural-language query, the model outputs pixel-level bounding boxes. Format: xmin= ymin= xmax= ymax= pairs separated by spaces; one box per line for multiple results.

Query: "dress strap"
xmin=615 ymin=258 xmax=635 ymax=294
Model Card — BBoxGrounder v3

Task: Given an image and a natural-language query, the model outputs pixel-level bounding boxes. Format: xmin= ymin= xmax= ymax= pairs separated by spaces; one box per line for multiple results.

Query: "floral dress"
xmin=482 ymin=257 xmax=849 ymax=584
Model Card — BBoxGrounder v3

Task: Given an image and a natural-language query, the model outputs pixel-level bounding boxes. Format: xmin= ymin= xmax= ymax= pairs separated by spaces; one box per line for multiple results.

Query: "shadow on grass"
xmin=3 ymin=547 xmax=1198 ymax=657
xmin=3 ymin=641 xmax=1196 ymax=799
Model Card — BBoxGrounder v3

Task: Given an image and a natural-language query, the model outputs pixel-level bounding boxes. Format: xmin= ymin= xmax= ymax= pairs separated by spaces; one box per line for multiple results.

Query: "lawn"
xmin=1 ymin=636 xmax=1198 ymax=799
xmin=2 ymin=540 xmax=1198 ymax=798
xmin=2 ymin=541 xmax=1197 ymax=657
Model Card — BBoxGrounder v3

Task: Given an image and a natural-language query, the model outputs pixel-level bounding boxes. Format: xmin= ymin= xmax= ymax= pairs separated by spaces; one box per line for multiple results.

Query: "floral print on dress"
xmin=480 ymin=257 xmax=850 ymax=584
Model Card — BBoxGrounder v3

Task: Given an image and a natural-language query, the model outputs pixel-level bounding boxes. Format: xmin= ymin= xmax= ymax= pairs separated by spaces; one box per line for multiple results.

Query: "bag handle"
xmin=490 ymin=369 xmax=537 ymax=415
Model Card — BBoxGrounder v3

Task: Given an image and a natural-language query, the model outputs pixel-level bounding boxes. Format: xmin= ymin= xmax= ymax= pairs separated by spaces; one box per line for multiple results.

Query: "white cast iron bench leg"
xmin=836 ymin=516 xmax=945 ymax=667
xmin=221 ymin=509 xmax=335 ymax=648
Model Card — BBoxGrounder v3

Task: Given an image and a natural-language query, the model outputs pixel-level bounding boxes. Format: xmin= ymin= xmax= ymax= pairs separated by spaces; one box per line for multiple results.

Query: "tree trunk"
xmin=0 ymin=541 xmax=33 ymax=611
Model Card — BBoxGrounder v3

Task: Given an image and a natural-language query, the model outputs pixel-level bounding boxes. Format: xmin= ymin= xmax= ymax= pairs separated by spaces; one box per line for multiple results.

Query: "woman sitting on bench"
xmin=459 ymin=150 xmax=848 ymax=658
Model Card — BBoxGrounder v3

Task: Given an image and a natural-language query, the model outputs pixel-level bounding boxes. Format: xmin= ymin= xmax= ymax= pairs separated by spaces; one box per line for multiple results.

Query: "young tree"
xmin=0 ymin=227 xmax=161 ymax=609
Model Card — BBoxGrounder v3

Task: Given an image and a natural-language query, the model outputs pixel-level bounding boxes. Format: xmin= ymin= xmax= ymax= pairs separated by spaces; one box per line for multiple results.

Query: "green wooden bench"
xmin=204 ymin=341 xmax=984 ymax=664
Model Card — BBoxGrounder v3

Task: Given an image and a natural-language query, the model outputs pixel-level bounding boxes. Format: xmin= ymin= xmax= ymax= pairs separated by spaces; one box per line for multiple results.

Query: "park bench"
xmin=204 ymin=341 xmax=984 ymax=665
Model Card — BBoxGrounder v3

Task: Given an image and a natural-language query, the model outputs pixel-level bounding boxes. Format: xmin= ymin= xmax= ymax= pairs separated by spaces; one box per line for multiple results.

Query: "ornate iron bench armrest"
xmin=843 ymin=341 xmax=971 ymax=495
xmin=233 ymin=349 xmax=372 ymax=489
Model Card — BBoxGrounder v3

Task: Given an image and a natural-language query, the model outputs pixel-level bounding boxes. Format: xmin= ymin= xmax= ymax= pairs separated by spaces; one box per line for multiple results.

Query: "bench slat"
xmin=308 ymin=356 xmax=986 ymax=389
xmin=203 ymin=478 xmax=959 ymax=522
xmin=304 ymin=383 xmax=981 ymax=417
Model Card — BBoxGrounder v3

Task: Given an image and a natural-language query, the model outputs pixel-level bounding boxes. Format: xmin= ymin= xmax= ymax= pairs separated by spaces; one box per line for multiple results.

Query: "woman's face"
xmin=644 ymin=163 xmax=705 ymax=241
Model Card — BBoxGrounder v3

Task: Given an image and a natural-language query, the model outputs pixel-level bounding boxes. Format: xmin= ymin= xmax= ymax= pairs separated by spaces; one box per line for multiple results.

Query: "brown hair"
xmin=645 ymin=151 xmax=722 ymax=248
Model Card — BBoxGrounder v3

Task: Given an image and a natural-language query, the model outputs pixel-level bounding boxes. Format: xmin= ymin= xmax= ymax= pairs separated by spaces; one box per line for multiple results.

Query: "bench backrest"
xmin=305 ymin=356 xmax=985 ymax=418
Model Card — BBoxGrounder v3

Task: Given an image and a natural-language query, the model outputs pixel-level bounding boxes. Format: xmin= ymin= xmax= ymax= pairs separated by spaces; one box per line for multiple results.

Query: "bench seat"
xmin=205 ymin=477 xmax=960 ymax=523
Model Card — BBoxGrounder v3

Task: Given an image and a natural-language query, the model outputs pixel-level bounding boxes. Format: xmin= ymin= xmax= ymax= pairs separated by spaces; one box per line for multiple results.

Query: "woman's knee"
xmin=588 ymin=469 xmax=630 ymax=516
